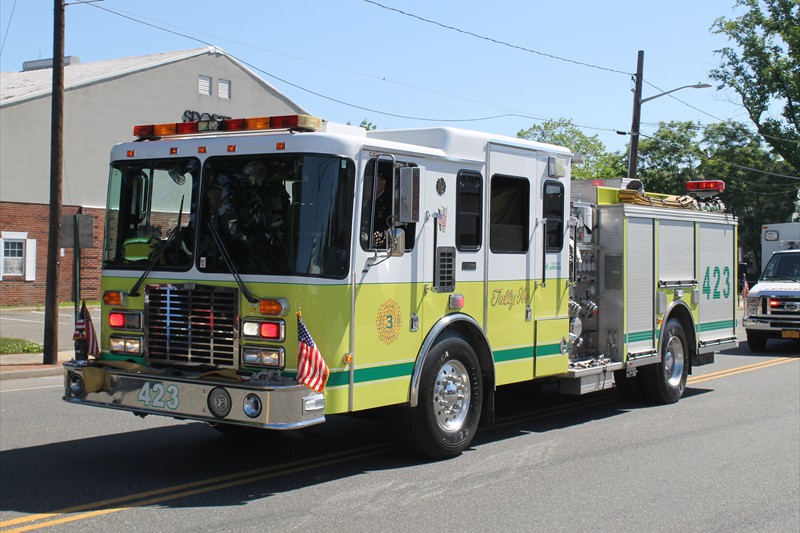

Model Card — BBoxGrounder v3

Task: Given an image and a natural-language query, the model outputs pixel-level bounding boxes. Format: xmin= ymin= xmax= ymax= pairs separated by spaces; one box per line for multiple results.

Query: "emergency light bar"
xmin=133 ymin=114 xmax=322 ymax=139
xmin=686 ymin=180 xmax=725 ymax=194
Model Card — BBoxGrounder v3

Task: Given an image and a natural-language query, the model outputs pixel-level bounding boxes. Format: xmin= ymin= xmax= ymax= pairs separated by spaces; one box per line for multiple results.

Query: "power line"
xmin=0 ymin=0 xmax=19 ymax=58
xmin=362 ymin=0 xmax=631 ymax=76
xmin=80 ymin=1 xmax=797 ymax=179
xmin=638 ymin=132 xmax=800 ymax=180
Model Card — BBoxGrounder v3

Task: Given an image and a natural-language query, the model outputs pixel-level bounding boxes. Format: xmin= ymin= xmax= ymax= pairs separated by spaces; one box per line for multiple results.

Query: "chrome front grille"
xmin=759 ymin=296 xmax=800 ymax=317
xmin=145 ymin=284 xmax=237 ymax=367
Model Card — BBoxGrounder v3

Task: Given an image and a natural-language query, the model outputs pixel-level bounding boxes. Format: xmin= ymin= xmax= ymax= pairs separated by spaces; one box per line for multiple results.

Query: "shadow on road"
xmin=0 ymin=385 xmax=679 ymax=516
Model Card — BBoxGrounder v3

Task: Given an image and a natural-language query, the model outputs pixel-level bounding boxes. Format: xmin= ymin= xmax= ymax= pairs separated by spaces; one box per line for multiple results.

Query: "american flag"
xmin=296 ymin=314 xmax=329 ymax=392
xmin=73 ymin=300 xmax=99 ymax=355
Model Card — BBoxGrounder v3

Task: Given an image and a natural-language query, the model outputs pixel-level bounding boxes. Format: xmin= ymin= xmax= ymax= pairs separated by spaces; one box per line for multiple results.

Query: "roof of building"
xmin=0 ymin=46 xmax=306 ymax=112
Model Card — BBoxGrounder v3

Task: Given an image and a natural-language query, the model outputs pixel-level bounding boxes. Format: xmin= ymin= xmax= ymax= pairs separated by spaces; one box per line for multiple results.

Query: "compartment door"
xmin=626 ymin=217 xmax=655 ymax=353
xmin=698 ymin=222 xmax=736 ymax=342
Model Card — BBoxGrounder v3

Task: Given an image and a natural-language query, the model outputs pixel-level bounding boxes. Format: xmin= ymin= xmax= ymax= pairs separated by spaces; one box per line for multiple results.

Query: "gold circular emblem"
xmin=376 ymin=299 xmax=402 ymax=345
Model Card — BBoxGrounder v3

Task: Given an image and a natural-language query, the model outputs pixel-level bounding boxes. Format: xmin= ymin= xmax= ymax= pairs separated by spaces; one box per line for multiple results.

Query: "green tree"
xmin=517 ymin=118 xmax=624 ymax=179
xmin=710 ymin=0 xmax=800 ymax=172
xmin=700 ymin=121 xmax=799 ymax=271
xmin=636 ymin=121 xmax=704 ymax=193
xmin=638 ymin=120 xmax=799 ymax=272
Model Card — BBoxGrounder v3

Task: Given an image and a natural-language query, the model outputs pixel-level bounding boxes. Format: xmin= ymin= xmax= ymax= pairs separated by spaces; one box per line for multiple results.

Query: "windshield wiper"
xmin=207 ymin=215 xmax=259 ymax=304
xmin=129 ymin=196 xmax=184 ymax=297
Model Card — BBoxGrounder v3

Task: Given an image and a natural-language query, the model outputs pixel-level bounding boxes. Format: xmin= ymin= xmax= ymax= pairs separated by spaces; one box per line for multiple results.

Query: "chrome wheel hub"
xmin=432 ymin=357 xmax=470 ymax=432
xmin=664 ymin=334 xmax=685 ymax=388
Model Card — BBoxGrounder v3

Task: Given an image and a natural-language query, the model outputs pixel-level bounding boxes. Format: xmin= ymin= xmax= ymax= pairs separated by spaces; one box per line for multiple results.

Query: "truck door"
xmin=352 ymin=155 xmax=425 ymax=411
xmin=533 ymin=175 xmax=570 ymax=377
xmin=486 ymin=145 xmax=536 ymax=385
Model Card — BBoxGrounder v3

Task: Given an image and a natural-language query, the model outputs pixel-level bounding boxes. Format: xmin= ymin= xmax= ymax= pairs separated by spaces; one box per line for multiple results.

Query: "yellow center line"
xmin=0 ymin=444 xmax=389 ymax=531
xmin=689 ymin=356 xmax=797 ymax=385
xmin=3 ymin=355 xmax=797 ymax=532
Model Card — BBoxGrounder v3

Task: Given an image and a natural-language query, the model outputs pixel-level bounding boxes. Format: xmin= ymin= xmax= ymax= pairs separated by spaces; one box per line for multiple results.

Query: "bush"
xmin=0 ymin=338 xmax=44 ymax=354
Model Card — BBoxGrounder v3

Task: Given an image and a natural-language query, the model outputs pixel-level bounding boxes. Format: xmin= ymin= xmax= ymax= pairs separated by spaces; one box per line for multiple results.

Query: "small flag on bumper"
xmin=73 ymin=300 xmax=99 ymax=355
xmin=296 ymin=313 xmax=329 ymax=392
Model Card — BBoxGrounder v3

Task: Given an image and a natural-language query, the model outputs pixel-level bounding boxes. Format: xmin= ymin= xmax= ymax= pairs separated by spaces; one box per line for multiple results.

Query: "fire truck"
xmin=63 ymin=115 xmax=738 ymax=458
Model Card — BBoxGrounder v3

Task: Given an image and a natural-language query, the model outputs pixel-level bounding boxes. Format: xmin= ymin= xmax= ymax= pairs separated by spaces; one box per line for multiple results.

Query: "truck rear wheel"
xmin=641 ymin=318 xmax=688 ymax=404
xmin=746 ymin=330 xmax=768 ymax=352
xmin=390 ymin=336 xmax=482 ymax=459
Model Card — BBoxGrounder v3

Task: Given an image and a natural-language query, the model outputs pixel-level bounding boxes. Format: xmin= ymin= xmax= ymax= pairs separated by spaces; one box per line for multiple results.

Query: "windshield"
xmin=761 ymin=252 xmax=800 ymax=282
xmin=103 ymin=159 xmax=199 ymax=269
xmin=197 ymin=154 xmax=354 ymax=278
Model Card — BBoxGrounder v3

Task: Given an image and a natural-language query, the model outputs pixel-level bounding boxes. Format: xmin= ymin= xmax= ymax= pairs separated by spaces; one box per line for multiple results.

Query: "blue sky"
xmin=0 ymin=0 xmax=748 ymax=153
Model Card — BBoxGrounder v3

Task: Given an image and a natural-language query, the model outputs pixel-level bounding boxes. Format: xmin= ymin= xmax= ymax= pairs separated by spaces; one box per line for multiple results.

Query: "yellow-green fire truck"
xmin=63 ymin=115 xmax=738 ymax=458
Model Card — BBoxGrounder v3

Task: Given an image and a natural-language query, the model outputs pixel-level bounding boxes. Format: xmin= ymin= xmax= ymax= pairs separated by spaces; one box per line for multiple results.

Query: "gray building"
xmin=0 ymin=46 xmax=307 ymax=305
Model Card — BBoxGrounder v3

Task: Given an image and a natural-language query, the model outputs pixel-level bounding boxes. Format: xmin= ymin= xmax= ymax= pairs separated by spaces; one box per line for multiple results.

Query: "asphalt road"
xmin=1 ymin=340 xmax=798 ymax=532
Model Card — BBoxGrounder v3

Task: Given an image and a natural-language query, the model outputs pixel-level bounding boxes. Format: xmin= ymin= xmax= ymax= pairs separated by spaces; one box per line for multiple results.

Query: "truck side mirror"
xmin=390 ymin=228 xmax=405 ymax=257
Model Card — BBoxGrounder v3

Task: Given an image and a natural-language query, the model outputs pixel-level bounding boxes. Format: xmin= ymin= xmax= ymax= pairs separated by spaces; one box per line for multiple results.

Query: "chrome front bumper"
xmin=62 ymin=360 xmax=325 ymax=429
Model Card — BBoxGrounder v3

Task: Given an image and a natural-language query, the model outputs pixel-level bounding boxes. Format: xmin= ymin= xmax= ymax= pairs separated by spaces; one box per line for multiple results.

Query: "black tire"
xmin=613 ymin=369 xmax=644 ymax=401
xmin=641 ymin=318 xmax=688 ymax=404
xmin=746 ymin=330 xmax=768 ymax=352
xmin=390 ymin=335 xmax=482 ymax=459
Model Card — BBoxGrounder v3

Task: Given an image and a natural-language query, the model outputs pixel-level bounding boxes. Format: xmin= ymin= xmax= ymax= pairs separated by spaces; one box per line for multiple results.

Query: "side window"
xmin=490 ymin=175 xmax=529 ymax=253
xmin=456 ymin=171 xmax=482 ymax=251
xmin=543 ymin=180 xmax=565 ymax=253
xmin=359 ymin=158 xmax=417 ymax=252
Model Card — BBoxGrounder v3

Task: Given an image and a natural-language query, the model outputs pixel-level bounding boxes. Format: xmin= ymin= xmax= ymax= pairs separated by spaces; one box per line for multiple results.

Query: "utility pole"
xmin=627 ymin=50 xmax=644 ymax=182
xmin=43 ymin=0 xmax=65 ymax=365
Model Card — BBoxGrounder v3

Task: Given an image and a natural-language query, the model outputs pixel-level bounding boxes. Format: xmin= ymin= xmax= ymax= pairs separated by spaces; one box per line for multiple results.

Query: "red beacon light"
xmin=686 ymin=180 xmax=725 ymax=197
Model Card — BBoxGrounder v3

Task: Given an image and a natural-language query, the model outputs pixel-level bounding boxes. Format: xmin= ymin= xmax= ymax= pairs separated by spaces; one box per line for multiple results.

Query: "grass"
xmin=0 ymin=338 xmax=44 ymax=354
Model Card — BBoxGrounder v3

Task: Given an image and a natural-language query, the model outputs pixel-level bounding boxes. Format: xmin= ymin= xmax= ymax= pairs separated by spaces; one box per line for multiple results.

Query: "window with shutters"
xmin=198 ymin=75 xmax=212 ymax=95
xmin=218 ymin=79 xmax=231 ymax=99
xmin=0 ymin=231 xmax=35 ymax=281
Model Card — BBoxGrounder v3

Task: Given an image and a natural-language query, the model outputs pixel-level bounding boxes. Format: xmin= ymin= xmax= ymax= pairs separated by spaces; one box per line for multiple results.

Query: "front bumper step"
xmin=63 ymin=360 xmax=325 ymax=429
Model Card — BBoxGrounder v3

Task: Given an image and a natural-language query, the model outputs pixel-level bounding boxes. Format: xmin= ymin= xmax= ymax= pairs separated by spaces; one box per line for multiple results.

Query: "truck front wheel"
xmin=641 ymin=318 xmax=688 ymax=404
xmin=746 ymin=330 xmax=768 ymax=352
xmin=391 ymin=336 xmax=482 ymax=459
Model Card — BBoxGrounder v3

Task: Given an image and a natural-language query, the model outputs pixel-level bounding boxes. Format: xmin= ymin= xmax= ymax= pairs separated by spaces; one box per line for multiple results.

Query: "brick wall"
xmin=0 ymin=202 xmax=105 ymax=306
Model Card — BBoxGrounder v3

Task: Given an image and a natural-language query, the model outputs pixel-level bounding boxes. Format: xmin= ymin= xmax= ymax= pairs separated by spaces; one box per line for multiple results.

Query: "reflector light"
xmin=276 ymin=142 xmax=286 ymax=150
xmin=108 ymin=312 xmax=126 ymax=328
xmin=260 ymin=322 xmax=281 ymax=340
xmin=170 ymin=147 xmax=179 ymax=155
xmin=227 ymin=145 xmax=237 ymax=153
xmin=686 ymin=180 xmax=725 ymax=193
xmin=198 ymin=146 xmax=207 ymax=154
xmin=449 ymin=294 xmax=465 ymax=310
xmin=126 ymin=150 xmax=135 ymax=158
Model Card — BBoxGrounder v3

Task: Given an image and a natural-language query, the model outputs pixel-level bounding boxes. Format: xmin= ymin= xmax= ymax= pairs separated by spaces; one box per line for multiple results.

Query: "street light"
xmin=627 ymin=50 xmax=711 ymax=182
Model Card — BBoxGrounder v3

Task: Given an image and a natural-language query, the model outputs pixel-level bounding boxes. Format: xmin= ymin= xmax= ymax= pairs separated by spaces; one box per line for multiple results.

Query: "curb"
xmin=0 ymin=351 xmax=75 ymax=381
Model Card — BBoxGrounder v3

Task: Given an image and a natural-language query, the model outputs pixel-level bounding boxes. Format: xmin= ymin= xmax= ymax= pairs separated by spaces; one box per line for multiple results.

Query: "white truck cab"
xmin=743 ymin=249 xmax=800 ymax=350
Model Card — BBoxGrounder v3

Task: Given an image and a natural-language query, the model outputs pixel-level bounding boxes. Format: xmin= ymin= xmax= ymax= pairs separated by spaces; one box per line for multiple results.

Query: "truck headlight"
xmin=241 ymin=346 xmax=284 ymax=368
xmin=109 ymin=336 xmax=143 ymax=354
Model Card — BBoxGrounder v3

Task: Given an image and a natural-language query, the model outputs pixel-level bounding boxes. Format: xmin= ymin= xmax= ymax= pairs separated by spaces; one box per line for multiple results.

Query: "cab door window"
xmin=543 ymin=180 xmax=565 ymax=253
xmin=359 ymin=158 xmax=417 ymax=251
xmin=490 ymin=175 xmax=529 ymax=253
xmin=456 ymin=171 xmax=483 ymax=251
